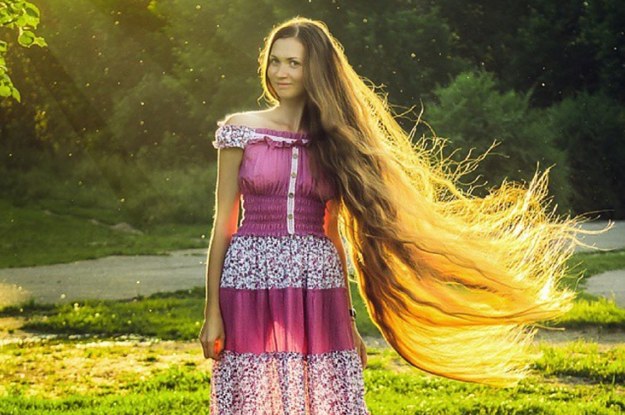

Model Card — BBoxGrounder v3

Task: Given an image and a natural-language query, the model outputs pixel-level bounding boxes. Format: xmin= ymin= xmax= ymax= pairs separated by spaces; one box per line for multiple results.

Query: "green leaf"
xmin=16 ymin=11 xmax=38 ymax=28
xmin=0 ymin=10 xmax=17 ymax=26
xmin=0 ymin=8 xmax=12 ymax=25
xmin=32 ymin=35 xmax=46 ymax=47
xmin=17 ymin=29 xmax=35 ymax=46
xmin=0 ymin=40 xmax=7 ymax=53
xmin=24 ymin=3 xmax=40 ymax=19
xmin=11 ymin=85 xmax=21 ymax=102
xmin=0 ymin=84 xmax=11 ymax=97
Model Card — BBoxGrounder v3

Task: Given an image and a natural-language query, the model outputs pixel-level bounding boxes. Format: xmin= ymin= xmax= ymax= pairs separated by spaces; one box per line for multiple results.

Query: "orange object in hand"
xmin=213 ymin=338 xmax=222 ymax=355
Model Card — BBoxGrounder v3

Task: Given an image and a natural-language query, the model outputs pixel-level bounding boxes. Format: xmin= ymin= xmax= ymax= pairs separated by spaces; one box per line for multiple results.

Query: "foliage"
xmin=0 ymin=0 xmax=624 ymax=221
xmin=546 ymin=91 xmax=625 ymax=219
xmin=425 ymin=69 xmax=571 ymax=210
xmin=0 ymin=0 xmax=46 ymax=101
xmin=429 ymin=0 xmax=625 ymax=106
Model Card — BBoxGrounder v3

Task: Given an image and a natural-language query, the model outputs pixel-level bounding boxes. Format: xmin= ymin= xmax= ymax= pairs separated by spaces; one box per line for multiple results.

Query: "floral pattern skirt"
xmin=209 ymin=234 xmax=370 ymax=414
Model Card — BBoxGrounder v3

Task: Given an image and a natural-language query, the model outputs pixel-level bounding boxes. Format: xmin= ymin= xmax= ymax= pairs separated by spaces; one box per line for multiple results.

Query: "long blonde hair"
xmin=258 ymin=16 xmax=591 ymax=387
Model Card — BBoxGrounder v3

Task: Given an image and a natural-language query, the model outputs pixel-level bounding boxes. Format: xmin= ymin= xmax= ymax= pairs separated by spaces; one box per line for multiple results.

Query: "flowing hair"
xmin=257 ymin=16 xmax=598 ymax=387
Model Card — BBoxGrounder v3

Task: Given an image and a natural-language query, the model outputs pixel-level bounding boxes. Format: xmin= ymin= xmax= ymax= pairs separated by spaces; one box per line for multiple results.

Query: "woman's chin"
xmin=278 ymin=92 xmax=305 ymax=101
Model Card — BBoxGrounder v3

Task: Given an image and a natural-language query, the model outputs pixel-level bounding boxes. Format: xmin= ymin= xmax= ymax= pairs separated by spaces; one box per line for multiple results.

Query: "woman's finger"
xmin=201 ymin=339 xmax=215 ymax=360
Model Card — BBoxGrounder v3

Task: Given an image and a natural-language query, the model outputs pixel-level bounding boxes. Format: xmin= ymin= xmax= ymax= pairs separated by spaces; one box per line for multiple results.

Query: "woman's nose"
xmin=276 ymin=63 xmax=288 ymax=77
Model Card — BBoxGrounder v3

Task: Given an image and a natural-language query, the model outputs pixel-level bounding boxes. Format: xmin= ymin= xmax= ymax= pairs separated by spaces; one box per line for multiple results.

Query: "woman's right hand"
xmin=198 ymin=309 xmax=226 ymax=361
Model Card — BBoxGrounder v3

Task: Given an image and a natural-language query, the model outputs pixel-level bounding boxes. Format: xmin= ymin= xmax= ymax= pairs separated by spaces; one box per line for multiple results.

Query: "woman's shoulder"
xmin=213 ymin=109 xmax=293 ymax=148
xmin=217 ymin=110 xmax=274 ymax=129
xmin=212 ymin=111 xmax=267 ymax=149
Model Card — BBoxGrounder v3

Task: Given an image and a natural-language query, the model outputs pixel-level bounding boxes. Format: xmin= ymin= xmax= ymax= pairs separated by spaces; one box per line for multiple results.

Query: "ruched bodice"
xmin=212 ymin=124 xmax=338 ymax=237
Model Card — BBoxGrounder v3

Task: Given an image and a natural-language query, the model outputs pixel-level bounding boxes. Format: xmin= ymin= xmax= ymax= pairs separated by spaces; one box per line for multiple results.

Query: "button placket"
xmin=287 ymin=147 xmax=299 ymax=234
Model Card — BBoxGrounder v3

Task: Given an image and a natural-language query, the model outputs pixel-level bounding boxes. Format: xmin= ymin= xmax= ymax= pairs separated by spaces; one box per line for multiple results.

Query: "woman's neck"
xmin=271 ymin=99 xmax=306 ymax=132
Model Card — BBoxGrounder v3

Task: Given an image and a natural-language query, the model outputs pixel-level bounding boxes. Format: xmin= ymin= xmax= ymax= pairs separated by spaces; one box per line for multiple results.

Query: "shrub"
xmin=425 ymin=69 xmax=572 ymax=212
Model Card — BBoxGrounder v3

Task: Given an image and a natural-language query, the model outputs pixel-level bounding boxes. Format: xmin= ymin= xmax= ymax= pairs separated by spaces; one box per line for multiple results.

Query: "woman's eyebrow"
xmin=269 ymin=54 xmax=301 ymax=60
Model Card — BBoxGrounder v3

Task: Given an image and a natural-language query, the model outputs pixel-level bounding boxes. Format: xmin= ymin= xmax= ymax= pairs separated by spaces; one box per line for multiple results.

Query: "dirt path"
xmin=584 ymin=269 xmax=625 ymax=308
xmin=0 ymin=248 xmax=206 ymax=308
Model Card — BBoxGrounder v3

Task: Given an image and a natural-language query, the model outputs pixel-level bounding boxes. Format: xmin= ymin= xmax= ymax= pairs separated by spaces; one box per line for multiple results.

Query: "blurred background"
xmin=1 ymin=0 xmax=624 ymax=269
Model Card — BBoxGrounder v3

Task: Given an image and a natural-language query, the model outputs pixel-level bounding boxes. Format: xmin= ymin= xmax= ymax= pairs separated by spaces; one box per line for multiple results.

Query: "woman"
xmin=199 ymin=16 xmax=585 ymax=413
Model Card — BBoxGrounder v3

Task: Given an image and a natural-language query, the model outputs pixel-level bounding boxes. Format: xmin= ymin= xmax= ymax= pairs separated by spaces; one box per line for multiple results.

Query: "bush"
xmin=0 ymin=150 xmax=217 ymax=227
xmin=425 ymin=69 xmax=572 ymax=211
xmin=546 ymin=91 xmax=625 ymax=219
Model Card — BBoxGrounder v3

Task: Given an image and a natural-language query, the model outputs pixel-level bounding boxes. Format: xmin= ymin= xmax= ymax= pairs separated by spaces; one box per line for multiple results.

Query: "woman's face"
xmin=267 ymin=37 xmax=306 ymax=100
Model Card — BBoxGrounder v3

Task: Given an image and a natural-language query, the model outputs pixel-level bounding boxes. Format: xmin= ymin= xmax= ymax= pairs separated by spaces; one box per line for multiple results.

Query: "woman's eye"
xmin=269 ymin=58 xmax=300 ymax=67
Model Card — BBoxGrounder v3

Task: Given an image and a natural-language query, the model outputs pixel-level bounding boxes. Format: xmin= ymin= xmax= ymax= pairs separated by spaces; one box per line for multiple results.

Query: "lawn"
xmin=0 ymin=337 xmax=623 ymax=414
xmin=1 ymin=198 xmax=624 ymax=414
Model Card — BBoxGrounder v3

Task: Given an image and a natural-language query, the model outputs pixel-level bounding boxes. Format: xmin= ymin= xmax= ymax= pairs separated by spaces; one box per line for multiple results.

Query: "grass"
xmin=0 ymin=199 xmax=210 ymax=268
xmin=533 ymin=340 xmax=625 ymax=383
xmin=570 ymin=249 xmax=625 ymax=282
xmin=561 ymin=248 xmax=625 ymax=292
xmin=1 ymin=195 xmax=624 ymax=413
xmin=0 ymin=288 xmax=207 ymax=341
xmin=556 ymin=297 xmax=625 ymax=328
xmin=0 ymin=338 xmax=623 ymax=414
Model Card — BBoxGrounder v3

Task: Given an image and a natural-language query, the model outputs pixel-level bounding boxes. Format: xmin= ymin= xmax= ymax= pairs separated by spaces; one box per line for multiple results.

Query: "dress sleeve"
xmin=212 ymin=124 xmax=254 ymax=149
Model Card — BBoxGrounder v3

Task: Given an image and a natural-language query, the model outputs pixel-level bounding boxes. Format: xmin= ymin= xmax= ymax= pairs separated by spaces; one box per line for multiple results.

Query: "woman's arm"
xmin=323 ymin=198 xmax=355 ymax=318
xmin=324 ymin=198 xmax=368 ymax=368
xmin=204 ymin=121 xmax=244 ymax=318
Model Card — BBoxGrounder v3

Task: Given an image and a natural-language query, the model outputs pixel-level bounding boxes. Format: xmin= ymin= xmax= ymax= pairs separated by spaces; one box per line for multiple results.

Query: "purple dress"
xmin=210 ymin=124 xmax=370 ymax=414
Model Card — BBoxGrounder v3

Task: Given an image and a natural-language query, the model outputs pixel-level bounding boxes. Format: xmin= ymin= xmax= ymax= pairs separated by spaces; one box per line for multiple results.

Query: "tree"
xmin=547 ymin=91 xmax=625 ymax=218
xmin=425 ymin=69 xmax=571 ymax=210
xmin=0 ymin=0 xmax=46 ymax=101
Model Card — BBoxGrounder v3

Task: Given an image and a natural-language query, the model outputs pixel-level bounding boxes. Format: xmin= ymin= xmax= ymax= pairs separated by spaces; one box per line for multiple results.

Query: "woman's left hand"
xmin=352 ymin=324 xmax=367 ymax=368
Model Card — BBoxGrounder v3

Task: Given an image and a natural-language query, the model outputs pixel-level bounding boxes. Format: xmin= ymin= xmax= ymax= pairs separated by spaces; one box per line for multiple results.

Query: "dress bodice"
xmin=212 ymin=124 xmax=338 ymax=237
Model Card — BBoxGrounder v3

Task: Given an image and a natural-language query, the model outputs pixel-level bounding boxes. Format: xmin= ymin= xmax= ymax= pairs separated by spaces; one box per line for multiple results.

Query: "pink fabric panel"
xmin=220 ymin=287 xmax=355 ymax=354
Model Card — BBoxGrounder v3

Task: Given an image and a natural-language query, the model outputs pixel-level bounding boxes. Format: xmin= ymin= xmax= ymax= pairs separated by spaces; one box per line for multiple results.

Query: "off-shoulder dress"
xmin=209 ymin=124 xmax=370 ymax=414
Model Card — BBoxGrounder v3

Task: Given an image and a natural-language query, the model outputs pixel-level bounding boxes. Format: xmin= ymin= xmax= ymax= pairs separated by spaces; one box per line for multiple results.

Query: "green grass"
xmin=1 ymin=195 xmax=624 ymax=413
xmin=363 ymin=349 xmax=625 ymax=414
xmin=2 ymin=192 xmax=624 ymax=333
xmin=533 ymin=340 xmax=625 ymax=383
xmin=0 ymin=199 xmax=210 ymax=268
xmin=0 ymin=339 xmax=623 ymax=414
xmin=562 ymin=248 xmax=625 ymax=291
xmin=556 ymin=297 xmax=625 ymax=328
xmin=573 ymin=249 xmax=625 ymax=281
xmin=1 ymin=289 xmax=206 ymax=340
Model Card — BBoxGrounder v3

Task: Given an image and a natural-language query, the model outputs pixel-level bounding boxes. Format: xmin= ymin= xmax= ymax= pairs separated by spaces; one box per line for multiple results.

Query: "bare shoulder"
xmin=219 ymin=109 xmax=275 ymax=129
